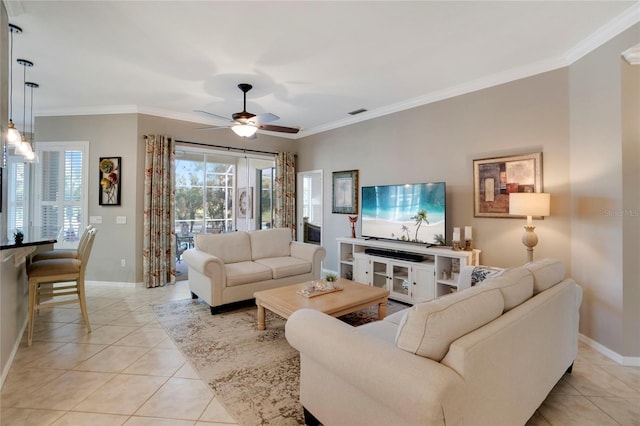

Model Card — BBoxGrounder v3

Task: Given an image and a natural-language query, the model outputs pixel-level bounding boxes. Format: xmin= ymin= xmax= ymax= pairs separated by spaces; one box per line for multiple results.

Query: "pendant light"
xmin=15 ymin=59 xmax=34 ymax=159
xmin=24 ymin=82 xmax=39 ymax=163
xmin=7 ymin=24 xmax=22 ymax=146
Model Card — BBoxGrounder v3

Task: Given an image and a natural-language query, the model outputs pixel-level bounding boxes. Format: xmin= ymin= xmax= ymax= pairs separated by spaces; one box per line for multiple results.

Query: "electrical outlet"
xmin=121 ymin=259 xmax=126 ymax=267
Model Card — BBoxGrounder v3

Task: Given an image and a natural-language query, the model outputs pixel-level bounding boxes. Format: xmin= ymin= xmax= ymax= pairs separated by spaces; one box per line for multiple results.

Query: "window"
xmin=6 ymin=155 xmax=29 ymax=239
xmin=34 ymin=142 xmax=89 ymax=249
xmin=174 ymin=147 xmax=275 ymax=235
xmin=175 ymin=152 xmax=235 ymax=234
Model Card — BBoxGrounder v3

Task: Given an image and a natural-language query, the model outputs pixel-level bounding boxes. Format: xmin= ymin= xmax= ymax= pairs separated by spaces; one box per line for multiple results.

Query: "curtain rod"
xmin=174 ymin=139 xmax=277 ymax=156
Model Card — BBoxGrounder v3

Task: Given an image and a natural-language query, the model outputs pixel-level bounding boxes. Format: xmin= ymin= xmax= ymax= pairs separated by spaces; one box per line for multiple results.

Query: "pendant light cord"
xmin=9 ymin=29 xmax=14 ymax=120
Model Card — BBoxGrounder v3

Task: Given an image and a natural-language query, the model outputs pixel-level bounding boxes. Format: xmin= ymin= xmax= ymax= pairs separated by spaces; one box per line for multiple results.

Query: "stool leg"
xmin=77 ymin=278 xmax=91 ymax=333
xmin=28 ymin=279 xmax=37 ymax=347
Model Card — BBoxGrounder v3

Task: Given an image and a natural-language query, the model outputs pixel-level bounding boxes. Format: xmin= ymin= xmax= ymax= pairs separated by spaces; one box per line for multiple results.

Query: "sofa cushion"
xmin=482 ymin=267 xmax=533 ymax=312
xmin=457 ymin=265 xmax=504 ymax=291
xmin=395 ymin=286 xmax=504 ymax=361
xmin=195 ymin=232 xmax=252 ymax=264
xmin=224 ymin=261 xmax=272 ymax=287
xmin=254 ymin=257 xmax=312 ymax=279
xmin=249 ymin=228 xmax=292 ymax=260
xmin=522 ymin=258 xmax=565 ymax=295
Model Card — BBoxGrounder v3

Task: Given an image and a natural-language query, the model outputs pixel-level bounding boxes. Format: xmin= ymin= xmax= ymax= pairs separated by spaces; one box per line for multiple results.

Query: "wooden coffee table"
xmin=254 ymin=278 xmax=390 ymax=330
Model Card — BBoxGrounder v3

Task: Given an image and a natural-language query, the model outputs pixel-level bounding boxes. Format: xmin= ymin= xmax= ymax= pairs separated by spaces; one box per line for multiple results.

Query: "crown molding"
xmin=299 ymin=55 xmax=568 ymax=139
xmin=34 ymin=2 xmax=640 ymax=141
xmin=623 ymin=44 xmax=640 ymax=65
xmin=3 ymin=0 xmax=25 ymax=17
xmin=565 ymin=2 xmax=640 ymax=64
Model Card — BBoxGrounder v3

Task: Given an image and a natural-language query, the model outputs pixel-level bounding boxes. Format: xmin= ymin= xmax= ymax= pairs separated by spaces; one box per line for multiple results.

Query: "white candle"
xmin=453 ymin=227 xmax=460 ymax=242
xmin=465 ymin=226 xmax=472 ymax=240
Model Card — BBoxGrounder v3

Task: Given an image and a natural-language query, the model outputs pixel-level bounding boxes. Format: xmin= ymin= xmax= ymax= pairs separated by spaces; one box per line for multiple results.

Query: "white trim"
xmin=579 ymin=333 xmax=640 ymax=366
xmin=0 ymin=316 xmax=28 ymax=388
xmin=86 ymin=280 xmax=145 ymax=289
xmin=30 ymin=3 xmax=640 ymax=141
xmin=623 ymin=44 xmax=640 ymax=65
xmin=565 ymin=3 xmax=640 ymax=64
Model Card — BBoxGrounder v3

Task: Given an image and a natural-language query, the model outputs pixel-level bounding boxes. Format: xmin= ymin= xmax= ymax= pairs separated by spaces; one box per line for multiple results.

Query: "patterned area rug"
xmin=152 ymin=298 xmax=408 ymax=426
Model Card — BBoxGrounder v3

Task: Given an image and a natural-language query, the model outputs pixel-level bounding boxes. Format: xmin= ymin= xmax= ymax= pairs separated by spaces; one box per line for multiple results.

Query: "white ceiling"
xmin=4 ymin=1 xmax=639 ymax=139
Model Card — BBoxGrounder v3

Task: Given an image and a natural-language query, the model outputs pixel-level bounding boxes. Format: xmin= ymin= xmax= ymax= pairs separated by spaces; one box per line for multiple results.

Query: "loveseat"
xmin=286 ymin=258 xmax=582 ymax=426
xmin=183 ymin=228 xmax=326 ymax=314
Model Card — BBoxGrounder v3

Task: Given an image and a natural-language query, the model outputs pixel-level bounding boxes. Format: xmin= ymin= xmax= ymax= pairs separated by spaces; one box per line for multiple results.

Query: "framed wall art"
xmin=237 ymin=187 xmax=253 ymax=219
xmin=332 ymin=169 xmax=359 ymax=214
xmin=473 ymin=152 xmax=542 ymax=218
xmin=99 ymin=157 xmax=121 ymax=206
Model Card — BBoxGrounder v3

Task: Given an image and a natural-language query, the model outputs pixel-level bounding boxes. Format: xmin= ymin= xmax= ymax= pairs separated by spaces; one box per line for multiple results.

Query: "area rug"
xmin=152 ymin=298 xmax=408 ymax=426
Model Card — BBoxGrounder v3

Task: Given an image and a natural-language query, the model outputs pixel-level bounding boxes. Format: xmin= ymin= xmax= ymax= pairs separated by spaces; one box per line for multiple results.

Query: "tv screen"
xmin=361 ymin=182 xmax=446 ymax=245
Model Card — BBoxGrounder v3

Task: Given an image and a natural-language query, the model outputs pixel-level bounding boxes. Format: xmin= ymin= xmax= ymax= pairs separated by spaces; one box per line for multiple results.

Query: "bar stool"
xmin=26 ymin=228 xmax=98 ymax=346
xmin=31 ymin=225 xmax=94 ymax=262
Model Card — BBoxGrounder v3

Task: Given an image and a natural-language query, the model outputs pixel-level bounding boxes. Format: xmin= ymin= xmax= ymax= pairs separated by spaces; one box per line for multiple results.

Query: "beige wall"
xmin=569 ymin=24 xmax=639 ymax=358
xmin=37 ymin=114 xmax=139 ymax=283
xmin=621 ymin=58 xmax=640 ymax=357
xmin=298 ymin=68 xmax=572 ymax=272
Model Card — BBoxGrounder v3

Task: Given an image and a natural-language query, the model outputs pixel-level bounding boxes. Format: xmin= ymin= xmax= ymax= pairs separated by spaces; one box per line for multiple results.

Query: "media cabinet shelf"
xmin=337 ymin=237 xmax=480 ymax=302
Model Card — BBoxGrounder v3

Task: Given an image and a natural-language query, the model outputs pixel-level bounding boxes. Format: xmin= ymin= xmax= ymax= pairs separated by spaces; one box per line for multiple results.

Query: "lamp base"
xmin=521 ymin=225 xmax=538 ymax=263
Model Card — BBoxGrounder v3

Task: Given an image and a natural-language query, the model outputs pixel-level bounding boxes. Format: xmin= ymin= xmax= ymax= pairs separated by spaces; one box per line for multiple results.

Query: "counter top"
xmin=0 ymin=239 xmax=57 ymax=251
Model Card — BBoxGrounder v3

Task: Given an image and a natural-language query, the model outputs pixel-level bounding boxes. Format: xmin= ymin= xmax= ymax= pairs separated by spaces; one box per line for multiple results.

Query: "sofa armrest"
xmin=290 ymin=241 xmax=326 ymax=276
xmin=182 ymin=248 xmax=226 ymax=283
xmin=285 ymin=309 xmax=464 ymax=424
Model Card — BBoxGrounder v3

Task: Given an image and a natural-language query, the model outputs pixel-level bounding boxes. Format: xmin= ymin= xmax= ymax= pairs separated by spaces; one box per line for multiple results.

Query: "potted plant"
xmin=324 ymin=273 xmax=337 ymax=283
xmin=13 ymin=230 xmax=24 ymax=245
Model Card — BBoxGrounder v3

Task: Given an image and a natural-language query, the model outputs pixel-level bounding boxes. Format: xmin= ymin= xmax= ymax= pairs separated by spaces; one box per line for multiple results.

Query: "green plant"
xmin=433 ymin=233 xmax=446 ymax=246
xmin=324 ymin=273 xmax=337 ymax=282
xmin=13 ymin=230 xmax=24 ymax=245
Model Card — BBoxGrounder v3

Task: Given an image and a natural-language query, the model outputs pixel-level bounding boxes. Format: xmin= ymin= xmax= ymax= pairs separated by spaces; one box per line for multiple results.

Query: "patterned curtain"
xmin=274 ymin=152 xmax=296 ymax=236
xmin=143 ymin=135 xmax=176 ymax=288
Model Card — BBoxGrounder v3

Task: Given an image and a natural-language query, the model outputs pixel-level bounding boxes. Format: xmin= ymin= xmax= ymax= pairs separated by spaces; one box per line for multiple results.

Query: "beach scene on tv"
xmin=361 ymin=183 xmax=445 ymax=245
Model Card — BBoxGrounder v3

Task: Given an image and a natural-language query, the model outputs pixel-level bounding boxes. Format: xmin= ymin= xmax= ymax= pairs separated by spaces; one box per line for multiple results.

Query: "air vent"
xmin=348 ymin=108 xmax=368 ymax=116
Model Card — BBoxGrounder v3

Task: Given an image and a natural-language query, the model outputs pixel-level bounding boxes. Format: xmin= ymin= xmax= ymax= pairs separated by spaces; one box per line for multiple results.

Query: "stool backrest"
xmin=78 ymin=227 xmax=98 ymax=271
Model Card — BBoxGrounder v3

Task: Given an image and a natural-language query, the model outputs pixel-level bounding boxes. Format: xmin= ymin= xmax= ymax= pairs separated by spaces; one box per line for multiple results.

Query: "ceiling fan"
xmin=196 ymin=83 xmax=300 ymax=138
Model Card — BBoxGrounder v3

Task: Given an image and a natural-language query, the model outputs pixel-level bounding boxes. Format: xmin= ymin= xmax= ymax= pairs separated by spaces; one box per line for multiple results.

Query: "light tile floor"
xmin=2 ymin=281 xmax=639 ymax=425
xmin=1 ymin=282 xmax=237 ymax=426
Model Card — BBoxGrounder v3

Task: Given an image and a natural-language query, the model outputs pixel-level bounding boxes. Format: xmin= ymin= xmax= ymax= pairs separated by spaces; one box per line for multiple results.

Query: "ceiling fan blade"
xmin=257 ymin=124 xmax=300 ymax=134
xmin=194 ymin=110 xmax=233 ymax=123
xmin=196 ymin=125 xmax=228 ymax=131
xmin=251 ymin=113 xmax=279 ymax=124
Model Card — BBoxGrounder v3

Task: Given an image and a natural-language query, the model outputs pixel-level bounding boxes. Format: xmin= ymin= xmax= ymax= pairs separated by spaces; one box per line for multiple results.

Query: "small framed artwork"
xmin=332 ymin=169 xmax=359 ymax=214
xmin=473 ymin=152 xmax=542 ymax=218
xmin=237 ymin=187 xmax=253 ymax=219
xmin=99 ymin=157 xmax=121 ymax=206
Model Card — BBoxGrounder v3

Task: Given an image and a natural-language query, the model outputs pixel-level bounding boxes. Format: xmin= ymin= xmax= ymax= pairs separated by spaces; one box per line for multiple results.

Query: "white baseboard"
xmin=1 ymin=316 xmax=28 ymax=388
xmin=86 ymin=280 xmax=145 ymax=288
xmin=579 ymin=333 xmax=640 ymax=366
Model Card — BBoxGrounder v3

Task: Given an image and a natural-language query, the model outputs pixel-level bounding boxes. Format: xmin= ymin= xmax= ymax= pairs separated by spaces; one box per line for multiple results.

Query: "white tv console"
xmin=337 ymin=237 xmax=480 ymax=304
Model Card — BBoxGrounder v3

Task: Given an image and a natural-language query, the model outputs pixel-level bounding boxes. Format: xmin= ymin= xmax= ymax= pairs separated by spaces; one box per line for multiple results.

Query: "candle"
xmin=465 ymin=226 xmax=472 ymax=241
xmin=453 ymin=227 xmax=460 ymax=242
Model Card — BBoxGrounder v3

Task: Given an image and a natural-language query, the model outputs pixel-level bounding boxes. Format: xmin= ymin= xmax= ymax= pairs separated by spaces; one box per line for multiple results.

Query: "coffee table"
xmin=254 ymin=278 xmax=389 ymax=330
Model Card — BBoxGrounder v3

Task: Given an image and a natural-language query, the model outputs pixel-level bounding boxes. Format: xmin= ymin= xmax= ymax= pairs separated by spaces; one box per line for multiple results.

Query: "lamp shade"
xmin=509 ymin=193 xmax=550 ymax=217
xmin=231 ymin=124 xmax=258 ymax=138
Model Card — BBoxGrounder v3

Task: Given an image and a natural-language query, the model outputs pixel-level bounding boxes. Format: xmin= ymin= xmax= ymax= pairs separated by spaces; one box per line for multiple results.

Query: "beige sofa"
xmin=286 ymin=259 xmax=582 ymax=426
xmin=183 ymin=228 xmax=326 ymax=314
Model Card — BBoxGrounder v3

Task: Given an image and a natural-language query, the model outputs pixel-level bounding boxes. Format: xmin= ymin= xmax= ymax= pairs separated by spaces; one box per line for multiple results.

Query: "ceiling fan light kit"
xmin=232 ymin=124 xmax=258 ymax=138
xmin=196 ymin=83 xmax=300 ymax=138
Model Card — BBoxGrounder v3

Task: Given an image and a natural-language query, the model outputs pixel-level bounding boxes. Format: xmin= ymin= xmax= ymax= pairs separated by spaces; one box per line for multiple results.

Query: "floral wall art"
xmin=99 ymin=157 xmax=121 ymax=206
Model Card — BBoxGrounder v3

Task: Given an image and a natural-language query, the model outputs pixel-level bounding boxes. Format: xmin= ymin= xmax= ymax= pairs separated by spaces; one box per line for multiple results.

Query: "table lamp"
xmin=509 ymin=193 xmax=550 ymax=263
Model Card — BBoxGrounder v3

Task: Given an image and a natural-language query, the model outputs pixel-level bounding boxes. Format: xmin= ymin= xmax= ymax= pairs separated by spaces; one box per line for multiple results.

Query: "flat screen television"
xmin=361 ymin=182 xmax=446 ymax=245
